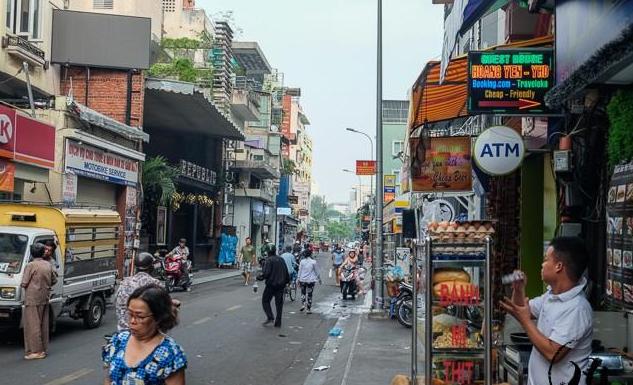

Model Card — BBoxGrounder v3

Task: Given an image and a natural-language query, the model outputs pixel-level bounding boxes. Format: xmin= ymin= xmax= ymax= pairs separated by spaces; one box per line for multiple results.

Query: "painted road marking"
xmin=225 ymin=304 xmax=242 ymax=312
xmin=192 ymin=316 xmax=212 ymax=325
xmin=340 ymin=316 xmax=363 ymax=385
xmin=43 ymin=368 xmax=94 ymax=385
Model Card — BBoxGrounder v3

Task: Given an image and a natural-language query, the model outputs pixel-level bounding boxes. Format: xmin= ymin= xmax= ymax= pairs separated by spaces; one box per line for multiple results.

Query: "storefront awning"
xmin=68 ymin=100 xmax=149 ymax=142
xmin=409 ymin=35 xmax=554 ymax=131
xmin=144 ymin=78 xmax=245 ymax=141
xmin=545 ymin=23 xmax=633 ymax=109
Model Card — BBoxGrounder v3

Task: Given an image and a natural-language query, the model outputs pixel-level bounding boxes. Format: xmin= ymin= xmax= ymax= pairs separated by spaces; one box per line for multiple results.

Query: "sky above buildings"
xmin=199 ymin=0 xmax=444 ymax=203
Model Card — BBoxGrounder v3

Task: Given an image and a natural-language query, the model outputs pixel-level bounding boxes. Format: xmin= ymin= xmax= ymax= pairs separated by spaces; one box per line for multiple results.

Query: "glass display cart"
xmin=422 ymin=221 xmax=494 ymax=385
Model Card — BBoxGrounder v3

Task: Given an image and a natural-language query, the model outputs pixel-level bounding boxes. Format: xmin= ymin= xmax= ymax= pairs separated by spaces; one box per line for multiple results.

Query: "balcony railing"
xmin=2 ymin=34 xmax=47 ymax=68
xmin=232 ymin=158 xmax=280 ymax=180
xmin=234 ymin=186 xmax=276 ymax=203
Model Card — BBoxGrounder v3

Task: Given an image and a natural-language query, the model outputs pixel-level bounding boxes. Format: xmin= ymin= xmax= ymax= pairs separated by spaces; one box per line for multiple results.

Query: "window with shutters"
xmin=93 ymin=0 xmax=113 ymax=9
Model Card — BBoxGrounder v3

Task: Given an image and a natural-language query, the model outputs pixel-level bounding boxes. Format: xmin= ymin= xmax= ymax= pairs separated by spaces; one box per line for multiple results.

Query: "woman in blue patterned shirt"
xmin=103 ymin=285 xmax=187 ymax=385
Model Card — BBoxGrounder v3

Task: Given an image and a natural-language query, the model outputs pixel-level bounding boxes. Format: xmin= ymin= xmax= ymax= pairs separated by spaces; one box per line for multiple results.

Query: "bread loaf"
xmin=433 ymin=269 xmax=470 ymax=284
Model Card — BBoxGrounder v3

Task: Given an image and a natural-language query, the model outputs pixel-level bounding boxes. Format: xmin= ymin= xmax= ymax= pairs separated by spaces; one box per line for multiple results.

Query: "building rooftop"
xmin=232 ymin=41 xmax=272 ymax=75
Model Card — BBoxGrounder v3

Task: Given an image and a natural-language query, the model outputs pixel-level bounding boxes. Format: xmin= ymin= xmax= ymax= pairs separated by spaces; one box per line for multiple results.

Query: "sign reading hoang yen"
xmin=467 ymin=49 xmax=554 ymax=114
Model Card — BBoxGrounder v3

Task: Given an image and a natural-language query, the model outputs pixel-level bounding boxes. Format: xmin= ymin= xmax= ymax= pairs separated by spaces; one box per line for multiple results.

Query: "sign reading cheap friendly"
xmin=467 ymin=49 xmax=554 ymax=114
xmin=65 ymin=140 xmax=138 ymax=186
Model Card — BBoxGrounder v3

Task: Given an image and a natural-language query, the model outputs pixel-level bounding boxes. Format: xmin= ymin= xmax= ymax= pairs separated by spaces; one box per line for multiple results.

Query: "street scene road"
xmin=0 ymin=253 xmax=411 ymax=385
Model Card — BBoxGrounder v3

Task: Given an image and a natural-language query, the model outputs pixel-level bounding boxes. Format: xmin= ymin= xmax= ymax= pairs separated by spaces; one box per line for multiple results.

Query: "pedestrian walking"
xmin=258 ymin=246 xmax=290 ymax=328
xmin=115 ymin=252 xmax=162 ymax=331
xmin=21 ymin=242 xmax=57 ymax=360
xmin=239 ymin=237 xmax=256 ymax=285
xmin=297 ymin=249 xmax=321 ymax=314
xmin=331 ymin=244 xmax=345 ymax=286
xmin=280 ymin=245 xmax=297 ymax=281
xmin=103 ymin=284 xmax=187 ymax=385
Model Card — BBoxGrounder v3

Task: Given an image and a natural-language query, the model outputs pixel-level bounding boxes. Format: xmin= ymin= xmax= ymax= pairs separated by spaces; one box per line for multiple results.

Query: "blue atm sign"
xmin=473 ymin=126 xmax=525 ymax=176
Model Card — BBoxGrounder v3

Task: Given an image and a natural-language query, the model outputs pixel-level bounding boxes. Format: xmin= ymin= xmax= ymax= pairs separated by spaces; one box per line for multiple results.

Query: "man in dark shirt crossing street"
xmin=259 ymin=245 xmax=290 ymax=328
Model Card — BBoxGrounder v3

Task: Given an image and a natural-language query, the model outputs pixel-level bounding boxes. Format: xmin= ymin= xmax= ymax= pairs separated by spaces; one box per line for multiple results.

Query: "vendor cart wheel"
xmin=83 ymin=296 xmax=105 ymax=329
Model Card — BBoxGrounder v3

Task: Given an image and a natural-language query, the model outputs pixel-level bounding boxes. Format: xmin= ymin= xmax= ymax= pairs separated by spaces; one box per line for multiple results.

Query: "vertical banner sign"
xmin=410 ymin=137 xmax=472 ymax=192
xmin=0 ymin=159 xmax=15 ymax=192
xmin=281 ymin=95 xmax=292 ymax=158
xmin=356 ymin=160 xmax=376 ymax=175
xmin=606 ymin=161 xmax=633 ymax=308
xmin=467 ymin=49 xmax=554 ymax=114
xmin=62 ymin=172 xmax=77 ymax=204
xmin=384 ymin=174 xmax=396 ymax=202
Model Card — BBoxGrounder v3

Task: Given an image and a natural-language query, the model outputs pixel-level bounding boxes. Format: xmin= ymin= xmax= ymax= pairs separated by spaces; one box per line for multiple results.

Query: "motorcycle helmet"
xmin=135 ymin=252 xmax=154 ymax=272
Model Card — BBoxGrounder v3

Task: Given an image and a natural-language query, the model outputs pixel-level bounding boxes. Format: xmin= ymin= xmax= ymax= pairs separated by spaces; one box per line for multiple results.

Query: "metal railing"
xmin=2 ymin=34 xmax=45 ymax=61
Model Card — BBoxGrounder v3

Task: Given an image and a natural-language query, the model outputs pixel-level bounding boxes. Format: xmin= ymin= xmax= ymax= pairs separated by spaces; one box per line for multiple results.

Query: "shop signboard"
xmin=0 ymin=104 xmax=55 ymax=168
xmin=277 ymin=207 xmax=292 ymax=216
xmin=62 ymin=172 xmax=77 ymax=204
xmin=410 ymin=137 xmax=472 ymax=193
xmin=473 ymin=126 xmax=525 ymax=176
xmin=467 ymin=49 xmax=554 ymax=114
xmin=356 ymin=160 xmax=376 ymax=175
xmin=0 ymin=159 xmax=15 ymax=192
xmin=65 ymin=140 xmax=139 ymax=186
xmin=606 ymin=161 xmax=633 ymax=308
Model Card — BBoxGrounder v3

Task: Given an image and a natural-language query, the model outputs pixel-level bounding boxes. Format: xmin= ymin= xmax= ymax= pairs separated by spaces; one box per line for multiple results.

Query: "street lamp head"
xmin=346 ymin=127 xmax=357 ymax=133
xmin=342 ymin=168 xmax=353 ymax=173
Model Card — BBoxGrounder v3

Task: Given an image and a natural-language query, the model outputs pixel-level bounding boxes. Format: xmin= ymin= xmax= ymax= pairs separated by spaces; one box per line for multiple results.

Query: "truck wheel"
xmin=83 ymin=296 xmax=105 ymax=329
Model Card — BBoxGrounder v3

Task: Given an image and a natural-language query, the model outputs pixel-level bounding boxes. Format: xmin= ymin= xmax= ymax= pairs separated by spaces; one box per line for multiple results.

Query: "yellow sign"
xmin=384 ymin=174 xmax=396 ymax=187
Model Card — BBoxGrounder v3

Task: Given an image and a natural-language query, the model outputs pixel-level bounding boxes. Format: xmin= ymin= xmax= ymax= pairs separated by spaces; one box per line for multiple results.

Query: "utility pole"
xmin=374 ymin=0 xmax=384 ymax=310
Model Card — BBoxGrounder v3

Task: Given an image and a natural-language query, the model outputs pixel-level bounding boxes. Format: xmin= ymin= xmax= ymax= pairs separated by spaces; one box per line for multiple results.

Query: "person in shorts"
xmin=240 ymin=237 xmax=256 ymax=285
xmin=332 ymin=244 xmax=345 ymax=286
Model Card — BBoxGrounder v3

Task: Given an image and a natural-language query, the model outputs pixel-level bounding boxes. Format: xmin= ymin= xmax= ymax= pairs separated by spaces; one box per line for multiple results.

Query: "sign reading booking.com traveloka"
xmin=473 ymin=126 xmax=525 ymax=176
xmin=65 ymin=140 xmax=139 ymax=186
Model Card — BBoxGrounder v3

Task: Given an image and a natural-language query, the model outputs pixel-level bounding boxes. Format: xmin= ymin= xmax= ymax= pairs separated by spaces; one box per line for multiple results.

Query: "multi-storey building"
xmin=230 ymin=41 xmax=283 ymax=253
xmin=2 ymin=1 xmax=151 ymax=274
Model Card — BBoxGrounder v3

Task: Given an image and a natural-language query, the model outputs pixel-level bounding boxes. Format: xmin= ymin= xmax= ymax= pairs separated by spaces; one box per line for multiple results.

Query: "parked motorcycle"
xmin=395 ymin=282 xmax=413 ymax=328
xmin=163 ymin=254 xmax=192 ymax=292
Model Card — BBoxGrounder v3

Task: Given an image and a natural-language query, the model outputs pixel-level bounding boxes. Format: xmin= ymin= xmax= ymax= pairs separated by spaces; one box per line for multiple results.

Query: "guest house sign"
xmin=467 ymin=49 xmax=554 ymax=114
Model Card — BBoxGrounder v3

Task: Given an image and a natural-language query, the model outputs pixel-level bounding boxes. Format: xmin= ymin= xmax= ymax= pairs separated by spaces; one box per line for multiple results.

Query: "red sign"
xmin=356 ymin=160 xmax=376 ymax=175
xmin=0 ymin=104 xmax=55 ymax=168
xmin=0 ymin=159 xmax=15 ymax=192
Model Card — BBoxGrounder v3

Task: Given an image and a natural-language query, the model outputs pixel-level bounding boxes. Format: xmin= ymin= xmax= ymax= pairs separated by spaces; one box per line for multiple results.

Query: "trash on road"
xmin=328 ymin=327 xmax=342 ymax=337
xmin=314 ymin=366 xmax=330 ymax=371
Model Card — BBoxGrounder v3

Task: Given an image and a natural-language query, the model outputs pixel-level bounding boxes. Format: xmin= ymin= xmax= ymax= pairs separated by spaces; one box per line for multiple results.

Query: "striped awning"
xmin=409 ymin=35 xmax=554 ymax=131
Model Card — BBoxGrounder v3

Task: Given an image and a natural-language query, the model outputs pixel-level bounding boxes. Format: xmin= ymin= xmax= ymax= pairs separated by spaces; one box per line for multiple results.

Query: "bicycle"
xmin=285 ymin=274 xmax=297 ymax=302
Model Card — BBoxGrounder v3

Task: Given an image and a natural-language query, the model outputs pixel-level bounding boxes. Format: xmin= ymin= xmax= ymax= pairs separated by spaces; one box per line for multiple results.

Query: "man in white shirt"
xmin=501 ymin=236 xmax=592 ymax=385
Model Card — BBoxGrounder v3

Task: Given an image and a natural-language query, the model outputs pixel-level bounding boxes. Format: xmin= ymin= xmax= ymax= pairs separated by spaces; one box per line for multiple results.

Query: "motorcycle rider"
xmin=332 ymin=244 xmax=345 ymax=287
xmin=167 ymin=238 xmax=191 ymax=284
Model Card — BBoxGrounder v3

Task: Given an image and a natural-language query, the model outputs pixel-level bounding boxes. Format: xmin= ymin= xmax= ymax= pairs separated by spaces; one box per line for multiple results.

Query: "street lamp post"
xmin=375 ymin=0 xmax=384 ymax=312
xmin=342 ymin=168 xmax=363 ymax=208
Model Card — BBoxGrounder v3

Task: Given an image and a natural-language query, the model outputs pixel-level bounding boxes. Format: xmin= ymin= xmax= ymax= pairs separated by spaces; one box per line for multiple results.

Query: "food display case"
xmin=422 ymin=221 xmax=494 ymax=385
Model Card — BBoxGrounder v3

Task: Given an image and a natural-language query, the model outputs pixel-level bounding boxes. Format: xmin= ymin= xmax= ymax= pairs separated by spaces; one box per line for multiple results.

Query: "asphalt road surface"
xmin=0 ymin=253 xmax=369 ymax=385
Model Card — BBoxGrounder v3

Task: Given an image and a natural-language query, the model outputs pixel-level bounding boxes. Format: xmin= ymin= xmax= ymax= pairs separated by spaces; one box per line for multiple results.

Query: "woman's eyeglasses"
xmin=127 ymin=310 xmax=153 ymax=322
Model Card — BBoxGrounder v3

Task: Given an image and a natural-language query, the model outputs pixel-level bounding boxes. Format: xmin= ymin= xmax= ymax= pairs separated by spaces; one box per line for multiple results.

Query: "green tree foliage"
xmin=142 ymin=156 xmax=179 ymax=206
xmin=282 ymin=159 xmax=298 ymax=176
xmin=326 ymin=220 xmax=354 ymax=241
xmin=607 ymin=89 xmax=633 ymax=166
xmin=149 ymin=59 xmax=213 ymax=84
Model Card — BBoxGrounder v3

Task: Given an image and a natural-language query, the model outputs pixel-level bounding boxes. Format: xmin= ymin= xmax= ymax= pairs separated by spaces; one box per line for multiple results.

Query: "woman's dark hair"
xmin=128 ymin=284 xmax=178 ymax=332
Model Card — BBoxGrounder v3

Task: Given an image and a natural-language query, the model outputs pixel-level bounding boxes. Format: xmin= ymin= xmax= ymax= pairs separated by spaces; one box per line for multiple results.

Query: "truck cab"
xmin=0 ymin=204 xmax=121 ymax=332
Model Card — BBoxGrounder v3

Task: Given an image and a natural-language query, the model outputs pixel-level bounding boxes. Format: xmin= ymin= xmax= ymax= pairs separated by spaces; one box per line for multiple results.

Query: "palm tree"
xmin=141 ymin=156 xmax=180 ymax=245
xmin=142 ymin=156 xmax=179 ymax=206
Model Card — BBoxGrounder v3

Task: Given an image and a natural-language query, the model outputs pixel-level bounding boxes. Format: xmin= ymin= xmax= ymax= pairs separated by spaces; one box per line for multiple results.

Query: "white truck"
xmin=0 ymin=203 xmax=121 ymax=332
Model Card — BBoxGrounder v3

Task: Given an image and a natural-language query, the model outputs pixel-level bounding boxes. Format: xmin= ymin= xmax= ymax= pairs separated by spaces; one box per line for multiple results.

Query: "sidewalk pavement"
xmin=304 ymin=293 xmax=416 ymax=385
xmin=192 ymin=268 xmax=242 ymax=285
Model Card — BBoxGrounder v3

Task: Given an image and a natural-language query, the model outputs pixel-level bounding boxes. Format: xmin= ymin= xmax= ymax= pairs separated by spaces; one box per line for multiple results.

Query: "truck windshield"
xmin=0 ymin=233 xmax=28 ymax=274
